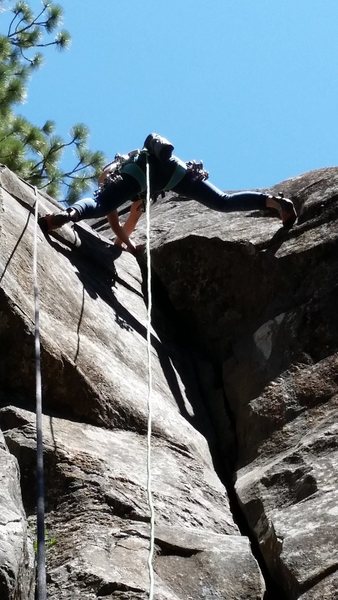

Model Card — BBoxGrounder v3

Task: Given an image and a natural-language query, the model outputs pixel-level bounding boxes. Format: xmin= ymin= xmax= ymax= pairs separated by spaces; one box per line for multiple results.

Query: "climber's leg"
xmin=173 ymin=174 xmax=297 ymax=227
xmin=38 ymin=174 xmax=140 ymax=233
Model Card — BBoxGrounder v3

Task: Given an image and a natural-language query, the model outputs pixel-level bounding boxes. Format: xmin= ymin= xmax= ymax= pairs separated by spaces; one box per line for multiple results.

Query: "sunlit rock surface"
xmin=1 ymin=164 xmax=337 ymax=598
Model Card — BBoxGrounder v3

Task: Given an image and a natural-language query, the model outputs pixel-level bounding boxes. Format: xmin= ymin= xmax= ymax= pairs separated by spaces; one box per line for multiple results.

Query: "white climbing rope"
xmin=33 ymin=188 xmax=47 ymax=600
xmin=145 ymin=156 xmax=155 ymax=599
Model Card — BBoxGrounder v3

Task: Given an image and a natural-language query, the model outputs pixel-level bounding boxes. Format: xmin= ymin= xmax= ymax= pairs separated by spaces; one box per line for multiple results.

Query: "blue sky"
xmin=10 ymin=0 xmax=338 ymax=191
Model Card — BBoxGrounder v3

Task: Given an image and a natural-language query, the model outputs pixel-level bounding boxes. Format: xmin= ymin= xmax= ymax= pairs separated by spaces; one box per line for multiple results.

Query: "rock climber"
xmin=39 ymin=133 xmax=297 ymax=255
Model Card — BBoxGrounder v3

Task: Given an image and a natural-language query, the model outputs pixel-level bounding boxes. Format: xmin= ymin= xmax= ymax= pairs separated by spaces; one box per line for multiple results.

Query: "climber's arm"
xmin=118 ymin=198 xmax=143 ymax=239
xmin=107 ymin=210 xmax=137 ymax=254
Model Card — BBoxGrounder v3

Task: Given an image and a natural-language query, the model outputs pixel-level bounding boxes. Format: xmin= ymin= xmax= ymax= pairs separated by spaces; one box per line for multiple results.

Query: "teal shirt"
xmin=121 ymin=151 xmax=187 ymax=193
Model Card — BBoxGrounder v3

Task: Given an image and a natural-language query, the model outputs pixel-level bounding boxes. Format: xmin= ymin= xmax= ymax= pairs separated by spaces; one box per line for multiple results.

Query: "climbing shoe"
xmin=268 ymin=194 xmax=297 ymax=229
xmin=38 ymin=208 xmax=79 ymax=233
xmin=38 ymin=211 xmax=73 ymax=233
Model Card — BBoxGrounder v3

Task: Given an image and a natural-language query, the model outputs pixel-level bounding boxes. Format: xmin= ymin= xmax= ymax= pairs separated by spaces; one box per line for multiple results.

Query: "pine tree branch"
xmin=61 ymin=157 xmax=84 ymax=175
xmin=8 ymin=5 xmax=49 ymax=39
xmin=66 ymin=172 xmax=96 ymax=181
xmin=15 ymin=43 xmax=33 ymax=65
xmin=13 ymin=15 xmax=26 ymax=36
xmin=38 ymin=178 xmax=56 ymax=190
xmin=30 ymin=136 xmax=77 ymax=175
xmin=0 ymin=132 xmax=14 ymax=144
xmin=8 ymin=9 xmax=20 ymax=37
xmin=11 ymin=19 xmax=52 ymax=38
xmin=63 ymin=161 xmax=98 ymax=178
xmin=34 ymin=41 xmax=63 ymax=48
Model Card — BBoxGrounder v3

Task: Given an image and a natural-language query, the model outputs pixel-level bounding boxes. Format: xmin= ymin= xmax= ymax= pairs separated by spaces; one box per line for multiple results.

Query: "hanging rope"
xmin=145 ymin=156 xmax=155 ymax=599
xmin=33 ymin=188 xmax=47 ymax=600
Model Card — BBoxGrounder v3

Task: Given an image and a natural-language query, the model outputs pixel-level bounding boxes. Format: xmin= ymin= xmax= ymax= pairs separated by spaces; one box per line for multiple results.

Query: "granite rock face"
xmin=0 ymin=166 xmax=264 ymax=599
xmin=0 ymin=164 xmax=337 ymax=598
xmin=1 ymin=406 xmax=263 ymax=600
xmin=0 ymin=431 xmax=34 ymax=600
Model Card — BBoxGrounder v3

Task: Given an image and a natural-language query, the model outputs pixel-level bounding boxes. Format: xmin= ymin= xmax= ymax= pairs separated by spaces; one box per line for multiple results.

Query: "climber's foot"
xmin=38 ymin=211 xmax=71 ymax=233
xmin=267 ymin=195 xmax=297 ymax=229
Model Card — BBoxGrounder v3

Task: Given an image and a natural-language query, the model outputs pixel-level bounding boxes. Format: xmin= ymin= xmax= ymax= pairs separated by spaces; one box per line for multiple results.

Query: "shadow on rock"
xmin=44 ymin=231 xmax=214 ymax=441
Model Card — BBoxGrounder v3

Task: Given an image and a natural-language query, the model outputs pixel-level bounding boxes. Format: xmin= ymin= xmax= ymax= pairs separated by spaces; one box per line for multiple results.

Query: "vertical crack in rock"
xmin=145 ymin=261 xmax=287 ymax=600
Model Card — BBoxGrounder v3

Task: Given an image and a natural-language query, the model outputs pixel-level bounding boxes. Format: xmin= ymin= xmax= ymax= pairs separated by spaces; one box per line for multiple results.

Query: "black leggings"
xmin=173 ymin=172 xmax=267 ymax=212
xmin=71 ymin=174 xmax=141 ymax=219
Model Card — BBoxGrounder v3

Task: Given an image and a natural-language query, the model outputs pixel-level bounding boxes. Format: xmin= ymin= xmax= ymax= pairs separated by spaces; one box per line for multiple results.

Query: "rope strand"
xmin=33 ymin=188 xmax=47 ymax=600
xmin=145 ymin=157 xmax=155 ymax=599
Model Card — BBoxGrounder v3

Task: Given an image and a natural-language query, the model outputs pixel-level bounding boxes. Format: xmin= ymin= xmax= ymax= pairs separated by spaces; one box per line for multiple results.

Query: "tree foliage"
xmin=0 ymin=1 xmax=105 ymax=202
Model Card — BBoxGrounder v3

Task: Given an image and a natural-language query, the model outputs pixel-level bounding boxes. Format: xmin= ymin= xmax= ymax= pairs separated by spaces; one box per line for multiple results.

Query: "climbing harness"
xmin=97 ymin=150 xmax=147 ymax=196
xmin=33 ymin=188 xmax=47 ymax=600
xmin=145 ymin=156 xmax=155 ymax=600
